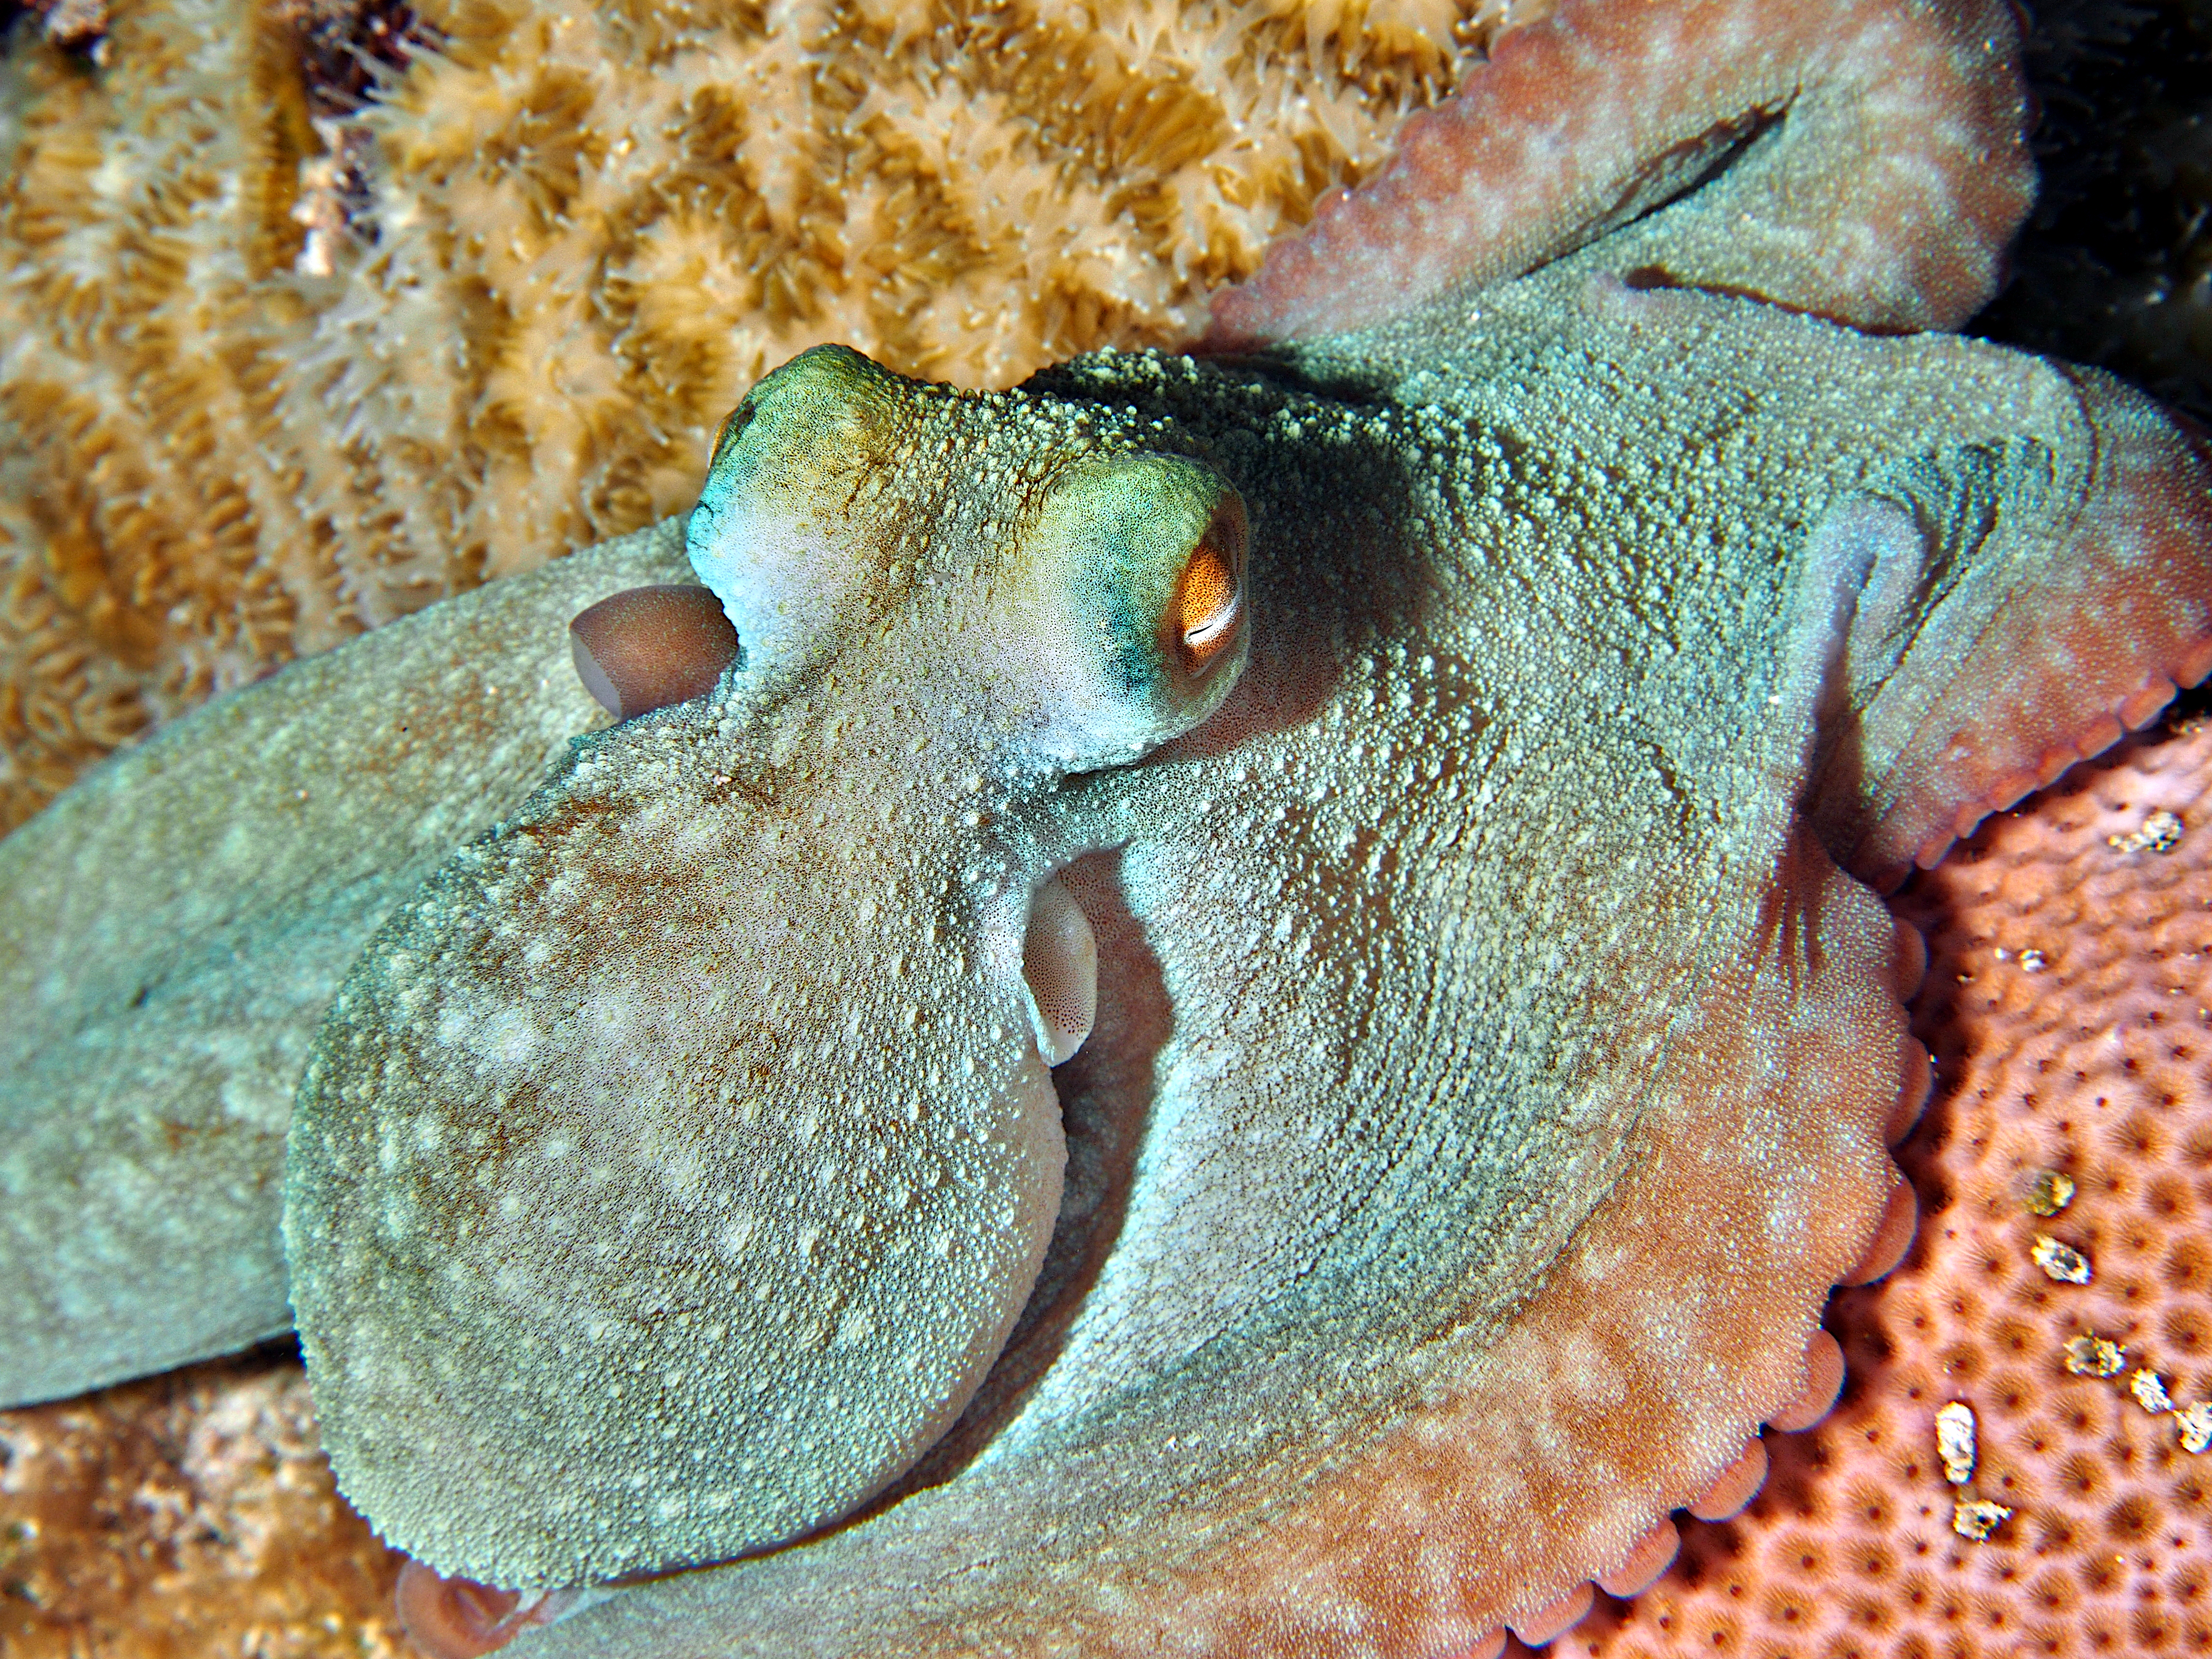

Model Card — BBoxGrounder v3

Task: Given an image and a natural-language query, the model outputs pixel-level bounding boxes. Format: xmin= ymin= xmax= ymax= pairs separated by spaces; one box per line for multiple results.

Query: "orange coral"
xmin=1568 ymin=710 xmax=2212 ymax=1659
xmin=0 ymin=0 xmax=1509 ymax=831
xmin=0 ymin=1346 xmax=409 ymax=1659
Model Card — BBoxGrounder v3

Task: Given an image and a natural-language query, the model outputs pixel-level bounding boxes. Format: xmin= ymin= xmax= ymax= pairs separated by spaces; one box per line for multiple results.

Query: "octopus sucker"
xmin=1683 ymin=1437 xmax=1769 ymax=1524
xmin=1509 ymin=1582 xmax=1597 ymax=1647
xmin=393 ymin=1560 xmax=578 ymax=1659
xmin=1020 ymin=872 xmax=1100 ymax=1066
xmin=567 ymin=584 xmax=741 ymax=721
xmin=1766 ymin=1329 xmax=1847 ymax=1434
xmin=0 ymin=0 xmax=2208 ymax=1653
xmin=1592 ymin=1518 xmax=1681 ymax=1599
xmin=1839 ymin=1178 xmax=1921 ymax=1287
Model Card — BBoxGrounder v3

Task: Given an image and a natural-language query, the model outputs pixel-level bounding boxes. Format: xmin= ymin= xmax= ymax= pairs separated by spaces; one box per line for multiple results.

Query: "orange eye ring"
xmin=1174 ymin=542 xmax=1242 ymax=673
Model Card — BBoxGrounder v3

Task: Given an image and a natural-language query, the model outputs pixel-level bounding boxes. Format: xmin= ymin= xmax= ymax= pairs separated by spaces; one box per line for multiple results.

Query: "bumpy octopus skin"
xmin=0 ymin=531 xmax=693 ymax=1404
xmin=3 ymin=0 xmax=2212 ymax=1655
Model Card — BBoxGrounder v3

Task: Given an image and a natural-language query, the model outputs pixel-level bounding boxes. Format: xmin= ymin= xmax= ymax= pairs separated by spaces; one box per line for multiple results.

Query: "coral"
xmin=1567 ymin=708 xmax=2212 ymax=1658
xmin=0 ymin=1343 xmax=409 ymax=1659
xmin=25 ymin=0 xmax=109 ymax=53
xmin=0 ymin=0 xmax=1504 ymax=832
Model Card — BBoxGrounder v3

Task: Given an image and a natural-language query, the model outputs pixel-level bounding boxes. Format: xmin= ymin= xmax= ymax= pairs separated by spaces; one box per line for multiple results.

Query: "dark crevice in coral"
xmin=274 ymin=0 xmax=441 ymax=262
xmin=7 ymin=0 xmax=106 ymax=61
xmin=281 ymin=0 xmax=433 ymax=118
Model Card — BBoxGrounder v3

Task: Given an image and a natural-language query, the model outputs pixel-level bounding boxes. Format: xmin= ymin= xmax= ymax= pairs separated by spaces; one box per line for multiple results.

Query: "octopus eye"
xmin=1174 ymin=541 xmax=1242 ymax=673
xmin=685 ymin=344 xmax=911 ymax=683
xmin=1022 ymin=451 xmax=1250 ymax=766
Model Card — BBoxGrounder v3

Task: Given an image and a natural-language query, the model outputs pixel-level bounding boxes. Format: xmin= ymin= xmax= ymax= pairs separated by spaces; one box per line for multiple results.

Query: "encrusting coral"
xmin=0 ymin=0 xmax=1504 ymax=832
xmin=0 ymin=1347 xmax=410 ymax=1659
xmin=1569 ymin=708 xmax=2212 ymax=1659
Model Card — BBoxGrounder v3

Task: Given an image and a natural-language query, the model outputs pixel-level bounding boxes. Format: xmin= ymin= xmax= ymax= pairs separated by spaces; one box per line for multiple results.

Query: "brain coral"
xmin=1568 ymin=707 xmax=2212 ymax=1659
xmin=0 ymin=0 xmax=1502 ymax=831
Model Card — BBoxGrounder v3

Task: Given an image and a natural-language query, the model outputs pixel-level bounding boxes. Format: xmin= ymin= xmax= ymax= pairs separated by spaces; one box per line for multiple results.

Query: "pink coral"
xmin=1568 ymin=710 xmax=2212 ymax=1658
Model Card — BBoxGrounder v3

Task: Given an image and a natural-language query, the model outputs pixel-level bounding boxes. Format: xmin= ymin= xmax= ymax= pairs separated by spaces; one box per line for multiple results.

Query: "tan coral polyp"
xmin=0 ymin=0 xmax=1517 ymax=832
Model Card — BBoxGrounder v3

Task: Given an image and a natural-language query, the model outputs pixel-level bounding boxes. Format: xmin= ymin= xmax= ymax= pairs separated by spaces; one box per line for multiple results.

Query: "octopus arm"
xmin=0 ymin=520 xmax=693 ymax=1408
xmin=1804 ymin=373 xmax=2212 ymax=885
xmin=479 ymin=334 xmax=1956 ymax=1657
xmin=1207 ymin=0 xmax=2033 ymax=349
xmin=281 ymin=349 xmax=1266 ymax=1588
xmin=281 ymin=709 xmax=1071 ymax=1588
xmin=493 ymin=621 xmax=1923 ymax=1659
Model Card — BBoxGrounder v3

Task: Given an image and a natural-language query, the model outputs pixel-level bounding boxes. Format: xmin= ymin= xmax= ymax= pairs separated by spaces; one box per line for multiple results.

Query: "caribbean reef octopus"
xmin=3 ymin=0 xmax=2211 ymax=1653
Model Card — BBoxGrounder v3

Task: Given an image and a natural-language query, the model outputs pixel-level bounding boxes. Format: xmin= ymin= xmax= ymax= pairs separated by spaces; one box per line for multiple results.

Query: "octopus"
xmin=2 ymin=0 xmax=2210 ymax=1653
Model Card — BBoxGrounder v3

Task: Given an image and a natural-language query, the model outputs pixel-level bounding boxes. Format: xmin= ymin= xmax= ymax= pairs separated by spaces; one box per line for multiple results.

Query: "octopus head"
xmin=280 ymin=344 xmax=1249 ymax=1589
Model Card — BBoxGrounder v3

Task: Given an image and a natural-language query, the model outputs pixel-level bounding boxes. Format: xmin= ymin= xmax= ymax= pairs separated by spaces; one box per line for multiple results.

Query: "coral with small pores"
xmin=0 ymin=0 xmax=1502 ymax=830
xmin=1574 ymin=712 xmax=2212 ymax=1659
xmin=0 ymin=1351 xmax=410 ymax=1659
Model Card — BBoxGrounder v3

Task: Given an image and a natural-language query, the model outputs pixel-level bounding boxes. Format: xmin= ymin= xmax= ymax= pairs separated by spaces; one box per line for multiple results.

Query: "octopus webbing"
xmin=3 ymin=0 xmax=2211 ymax=1653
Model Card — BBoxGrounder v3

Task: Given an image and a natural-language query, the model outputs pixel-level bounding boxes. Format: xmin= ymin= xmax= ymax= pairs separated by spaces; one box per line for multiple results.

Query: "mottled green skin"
xmin=0 ymin=222 xmax=2196 ymax=1645
xmin=285 ymin=349 xmax=1254 ymax=1587
xmin=3 ymin=37 xmax=2208 ymax=1647
xmin=0 ymin=523 xmax=689 ymax=1407
xmin=282 ymin=259 xmax=2191 ymax=1646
